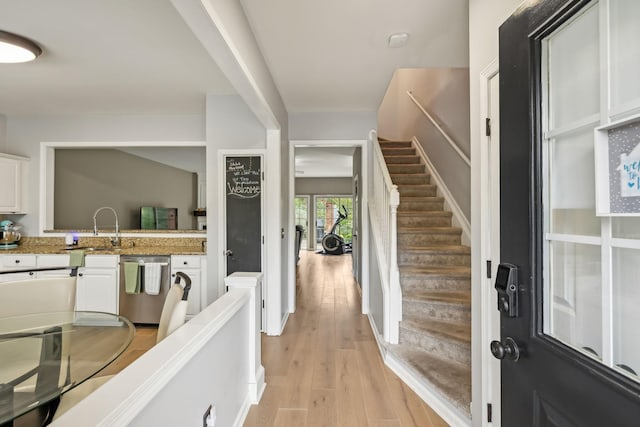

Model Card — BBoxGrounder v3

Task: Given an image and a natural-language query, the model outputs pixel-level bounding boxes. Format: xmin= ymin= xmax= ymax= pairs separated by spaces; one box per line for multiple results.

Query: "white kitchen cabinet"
xmin=0 ymin=254 xmax=37 ymax=282
xmin=170 ymin=255 xmax=205 ymax=317
xmin=75 ymin=255 xmax=119 ymax=314
xmin=36 ymin=254 xmax=72 ymax=278
xmin=0 ymin=153 xmax=28 ymax=213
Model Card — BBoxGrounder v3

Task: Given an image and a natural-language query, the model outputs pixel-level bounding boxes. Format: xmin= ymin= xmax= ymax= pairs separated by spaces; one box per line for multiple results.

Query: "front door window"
xmin=542 ymin=0 xmax=640 ymax=381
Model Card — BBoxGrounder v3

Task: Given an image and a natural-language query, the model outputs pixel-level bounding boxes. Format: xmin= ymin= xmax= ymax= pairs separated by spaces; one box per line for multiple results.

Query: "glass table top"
xmin=0 ymin=311 xmax=134 ymax=424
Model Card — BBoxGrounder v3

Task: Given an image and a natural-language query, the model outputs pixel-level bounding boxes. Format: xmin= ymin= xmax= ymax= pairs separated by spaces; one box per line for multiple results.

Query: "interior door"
xmin=224 ymin=155 xmax=262 ymax=275
xmin=498 ymin=0 xmax=640 ymax=424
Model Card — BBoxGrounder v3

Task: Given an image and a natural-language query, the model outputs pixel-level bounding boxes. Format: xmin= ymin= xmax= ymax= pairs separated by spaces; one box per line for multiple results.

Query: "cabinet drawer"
xmin=171 ymin=256 xmax=201 ymax=269
xmin=37 ymin=254 xmax=70 ymax=268
xmin=2 ymin=255 xmax=36 ymax=269
xmin=85 ymin=255 xmax=119 ymax=268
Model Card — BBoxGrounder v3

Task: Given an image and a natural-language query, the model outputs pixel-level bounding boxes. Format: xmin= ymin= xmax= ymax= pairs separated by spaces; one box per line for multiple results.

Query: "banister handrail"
xmin=406 ymin=91 xmax=471 ymax=167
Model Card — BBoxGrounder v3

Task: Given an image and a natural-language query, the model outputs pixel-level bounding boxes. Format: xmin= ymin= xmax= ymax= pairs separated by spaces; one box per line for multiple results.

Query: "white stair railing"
xmin=368 ymin=129 xmax=401 ymax=344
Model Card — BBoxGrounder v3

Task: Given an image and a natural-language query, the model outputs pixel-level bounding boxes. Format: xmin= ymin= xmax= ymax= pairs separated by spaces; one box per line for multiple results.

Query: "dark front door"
xmin=498 ymin=0 xmax=640 ymax=424
xmin=225 ymin=155 xmax=262 ymax=275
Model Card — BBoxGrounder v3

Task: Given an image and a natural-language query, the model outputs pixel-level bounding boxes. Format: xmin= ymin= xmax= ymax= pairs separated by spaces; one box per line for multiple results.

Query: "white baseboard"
xmin=367 ymin=312 xmax=387 ymax=358
xmin=385 ymin=353 xmax=471 ymax=427
xmin=279 ymin=312 xmax=289 ymax=335
xmin=234 ymin=395 xmax=252 ymax=427
xmin=368 ymin=313 xmax=471 ymax=427
xmin=412 ymin=136 xmax=471 ymax=246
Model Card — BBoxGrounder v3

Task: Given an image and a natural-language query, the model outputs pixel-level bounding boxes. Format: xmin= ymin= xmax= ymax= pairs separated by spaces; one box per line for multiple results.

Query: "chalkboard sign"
xmin=225 ymin=156 xmax=262 ymax=274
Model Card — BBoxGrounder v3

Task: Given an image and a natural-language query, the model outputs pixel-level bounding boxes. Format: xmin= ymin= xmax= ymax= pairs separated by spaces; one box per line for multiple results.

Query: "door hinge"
xmin=262 ymin=300 xmax=265 ymax=309
xmin=485 ymin=117 xmax=491 ymax=137
xmin=261 ymin=171 xmax=265 ymax=180
xmin=486 ymin=260 xmax=492 ymax=279
xmin=262 ymin=235 xmax=264 ymax=244
xmin=487 ymin=403 xmax=493 ymax=423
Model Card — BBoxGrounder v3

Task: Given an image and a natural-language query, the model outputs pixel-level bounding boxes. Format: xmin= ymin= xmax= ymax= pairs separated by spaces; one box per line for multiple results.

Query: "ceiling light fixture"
xmin=388 ymin=32 xmax=409 ymax=48
xmin=0 ymin=30 xmax=42 ymax=63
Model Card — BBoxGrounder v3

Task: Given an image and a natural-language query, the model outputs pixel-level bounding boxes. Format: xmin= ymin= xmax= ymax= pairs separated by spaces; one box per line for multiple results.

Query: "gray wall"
xmin=295 ymin=177 xmax=353 ymax=195
xmin=55 ymin=149 xmax=197 ymax=230
xmin=5 ymin=114 xmax=204 ymax=234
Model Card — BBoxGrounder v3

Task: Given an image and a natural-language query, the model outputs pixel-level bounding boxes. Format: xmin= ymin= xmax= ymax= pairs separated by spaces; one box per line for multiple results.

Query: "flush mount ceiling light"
xmin=388 ymin=32 xmax=409 ymax=48
xmin=0 ymin=30 xmax=42 ymax=63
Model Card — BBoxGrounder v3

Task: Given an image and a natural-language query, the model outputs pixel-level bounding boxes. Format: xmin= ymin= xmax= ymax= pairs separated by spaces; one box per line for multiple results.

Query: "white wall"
xmin=377 ymin=68 xmax=471 ymax=221
xmin=5 ymin=114 xmax=204 ymax=235
xmin=469 ymin=0 xmax=525 ymax=425
xmin=0 ymin=115 xmax=6 ymax=152
xmin=206 ymin=94 xmax=266 ymax=304
xmin=378 ymin=68 xmax=470 ymax=155
xmin=51 ymin=286 xmax=259 ymax=427
xmin=289 ymin=112 xmax=377 ymax=140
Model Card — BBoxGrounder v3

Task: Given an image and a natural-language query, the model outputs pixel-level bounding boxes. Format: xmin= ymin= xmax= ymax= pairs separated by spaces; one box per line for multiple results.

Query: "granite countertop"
xmin=0 ymin=245 xmax=206 ymax=256
xmin=0 ymin=236 xmax=206 ymax=256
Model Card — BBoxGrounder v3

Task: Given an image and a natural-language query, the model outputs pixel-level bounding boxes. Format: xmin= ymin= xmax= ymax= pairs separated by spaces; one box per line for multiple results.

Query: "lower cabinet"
xmin=75 ymin=255 xmax=119 ymax=314
xmin=170 ymin=255 xmax=206 ymax=317
xmin=0 ymin=254 xmax=37 ymax=281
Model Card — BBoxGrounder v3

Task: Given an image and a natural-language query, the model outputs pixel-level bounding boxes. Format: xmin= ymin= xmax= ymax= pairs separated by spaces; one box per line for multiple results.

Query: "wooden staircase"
xmin=380 ymin=139 xmax=471 ymax=418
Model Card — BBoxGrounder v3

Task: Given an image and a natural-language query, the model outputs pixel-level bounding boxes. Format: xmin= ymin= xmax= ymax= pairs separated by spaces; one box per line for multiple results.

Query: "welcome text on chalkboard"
xmin=226 ymin=158 xmax=261 ymax=199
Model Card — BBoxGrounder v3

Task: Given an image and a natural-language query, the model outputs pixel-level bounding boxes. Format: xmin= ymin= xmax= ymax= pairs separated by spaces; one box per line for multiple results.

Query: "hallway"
xmin=244 ymin=251 xmax=447 ymax=426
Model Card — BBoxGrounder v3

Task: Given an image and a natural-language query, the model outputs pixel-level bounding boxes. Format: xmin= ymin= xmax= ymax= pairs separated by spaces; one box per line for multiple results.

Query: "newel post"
xmin=224 ymin=272 xmax=265 ymax=403
xmin=389 ymin=186 xmax=401 ymax=344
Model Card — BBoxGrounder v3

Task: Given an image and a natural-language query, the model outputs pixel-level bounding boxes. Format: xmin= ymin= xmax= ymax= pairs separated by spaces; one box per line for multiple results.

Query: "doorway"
xmin=288 ymin=140 xmax=369 ymax=315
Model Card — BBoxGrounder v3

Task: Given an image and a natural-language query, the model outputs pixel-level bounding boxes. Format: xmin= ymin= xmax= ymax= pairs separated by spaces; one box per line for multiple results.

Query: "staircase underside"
xmin=380 ymin=139 xmax=471 ymax=420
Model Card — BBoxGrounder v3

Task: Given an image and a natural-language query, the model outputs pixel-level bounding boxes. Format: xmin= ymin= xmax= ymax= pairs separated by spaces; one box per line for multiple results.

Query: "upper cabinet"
xmin=0 ymin=154 xmax=28 ymax=214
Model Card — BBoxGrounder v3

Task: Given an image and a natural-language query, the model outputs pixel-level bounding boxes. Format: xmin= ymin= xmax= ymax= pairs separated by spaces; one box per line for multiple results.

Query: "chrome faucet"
xmin=93 ymin=206 xmax=120 ymax=247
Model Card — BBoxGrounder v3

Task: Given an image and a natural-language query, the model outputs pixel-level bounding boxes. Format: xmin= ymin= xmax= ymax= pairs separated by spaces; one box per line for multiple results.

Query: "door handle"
xmin=224 ymin=250 xmax=233 ymax=257
xmin=490 ymin=337 xmax=521 ymax=362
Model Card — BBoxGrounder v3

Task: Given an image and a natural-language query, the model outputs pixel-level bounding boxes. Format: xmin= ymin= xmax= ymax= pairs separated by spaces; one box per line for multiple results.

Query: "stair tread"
xmin=387 ymin=345 xmax=471 ymax=416
xmin=400 ymin=196 xmax=444 ymax=201
xmin=399 ymin=265 xmax=471 ymax=277
xmin=403 ymin=289 xmax=471 ymax=304
xmin=401 ymin=319 xmax=471 ymax=344
xmin=397 ymin=210 xmax=451 ymax=217
xmin=398 ymin=226 xmax=462 ymax=234
xmin=400 ymin=245 xmax=471 ymax=253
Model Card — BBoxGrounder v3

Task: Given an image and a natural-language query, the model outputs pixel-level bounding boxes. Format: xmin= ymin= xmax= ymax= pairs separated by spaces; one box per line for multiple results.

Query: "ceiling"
xmin=240 ymin=0 xmax=469 ymax=113
xmin=0 ymin=1 xmax=468 ymax=175
xmin=0 ymin=0 xmax=234 ymax=115
xmin=0 ymin=0 xmax=468 ymax=116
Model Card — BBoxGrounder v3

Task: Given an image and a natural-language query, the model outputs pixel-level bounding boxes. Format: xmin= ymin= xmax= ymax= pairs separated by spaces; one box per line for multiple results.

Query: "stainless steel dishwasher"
xmin=119 ymin=255 xmax=171 ymax=324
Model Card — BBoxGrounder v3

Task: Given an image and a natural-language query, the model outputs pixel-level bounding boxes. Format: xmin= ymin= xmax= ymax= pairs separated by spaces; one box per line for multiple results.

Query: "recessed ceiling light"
xmin=0 ymin=30 xmax=42 ymax=63
xmin=388 ymin=32 xmax=409 ymax=48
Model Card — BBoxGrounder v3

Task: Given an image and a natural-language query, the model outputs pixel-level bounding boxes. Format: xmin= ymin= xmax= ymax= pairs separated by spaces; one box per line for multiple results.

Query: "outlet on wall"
xmin=203 ymin=404 xmax=216 ymax=427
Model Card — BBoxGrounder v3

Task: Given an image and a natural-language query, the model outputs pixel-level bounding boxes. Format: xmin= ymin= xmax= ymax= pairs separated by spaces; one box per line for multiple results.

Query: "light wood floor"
xmin=98 ymin=325 xmax=157 ymax=376
xmin=244 ymin=250 xmax=447 ymax=427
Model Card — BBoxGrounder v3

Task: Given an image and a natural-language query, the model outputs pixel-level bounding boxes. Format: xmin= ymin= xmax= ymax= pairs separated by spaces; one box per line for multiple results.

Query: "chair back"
xmin=0 ymin=277 xmax=77 ymax=317
xmin=156 ymin=272 xmax=191 ymax=343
